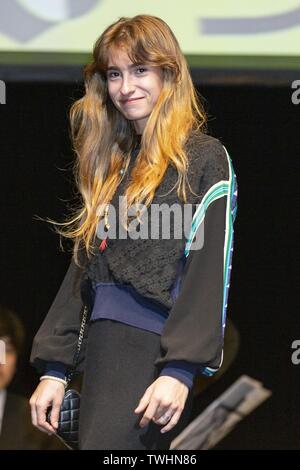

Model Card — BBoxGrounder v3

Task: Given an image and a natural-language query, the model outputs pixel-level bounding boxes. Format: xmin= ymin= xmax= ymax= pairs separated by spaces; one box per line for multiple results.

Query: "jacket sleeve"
xmin=30 ymin=257 xmax=86 ymax=375
xmin=155 ymin=141 xmax=238 ymax=381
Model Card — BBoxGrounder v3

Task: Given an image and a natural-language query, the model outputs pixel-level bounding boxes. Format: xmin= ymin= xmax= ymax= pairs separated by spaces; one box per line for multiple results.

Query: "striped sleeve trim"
xmin=184 ymin=146 xmax=237 ymax=375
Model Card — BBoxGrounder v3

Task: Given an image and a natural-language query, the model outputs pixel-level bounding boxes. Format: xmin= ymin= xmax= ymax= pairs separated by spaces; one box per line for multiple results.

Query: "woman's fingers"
xmin=138 ymin=396 xmax=161 ymax=427
xmin=135 ymin=376 xmax=188 ymax=431
xmin=134 ymin=385 xmax=153 ymax=414
xmin=49 ymin=401 xmax=61 ymax=430
xmin=160 ymin=408 xmax=182 ymax=433
xmin=30 ymin=393 xmax=51 ymax=433
xmin=30 ymin=394 xmax=38 ymax=427
xmin=153 ymin=406 xmax=174 ymax=424
xmin=29 ymin=380 xmax=65 ymax=435
xmin=36 ymin=402 xmax=56 ymax=433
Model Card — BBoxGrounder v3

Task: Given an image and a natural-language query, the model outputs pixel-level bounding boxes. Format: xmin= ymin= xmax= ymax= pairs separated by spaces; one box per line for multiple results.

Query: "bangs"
xmin=100 ymin=40 xmax=155 ymax=73
xmin=97 ymin=19 xmax=172 ymax=75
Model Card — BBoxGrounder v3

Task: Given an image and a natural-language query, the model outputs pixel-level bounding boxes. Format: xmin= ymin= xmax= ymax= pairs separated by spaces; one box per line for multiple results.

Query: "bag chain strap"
xmin=65 ymin=305 xmax=88 ymax=387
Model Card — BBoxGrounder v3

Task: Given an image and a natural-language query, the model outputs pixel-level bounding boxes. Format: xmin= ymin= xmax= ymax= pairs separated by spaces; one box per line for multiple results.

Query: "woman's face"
xmin=0 ymin=337 xmax=17 ymax=390
xmin=106 ymin=48 xmax=163 ymax=135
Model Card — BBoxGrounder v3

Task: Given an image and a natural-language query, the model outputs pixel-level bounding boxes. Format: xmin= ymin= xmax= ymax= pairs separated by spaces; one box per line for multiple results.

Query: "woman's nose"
xmin=120 ymin=75 xmax=135 ymax=95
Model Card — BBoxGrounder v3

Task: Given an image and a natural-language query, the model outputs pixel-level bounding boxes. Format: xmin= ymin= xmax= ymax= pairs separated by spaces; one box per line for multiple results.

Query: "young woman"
xmin=29 ymin=14 xmax=238 ymax=450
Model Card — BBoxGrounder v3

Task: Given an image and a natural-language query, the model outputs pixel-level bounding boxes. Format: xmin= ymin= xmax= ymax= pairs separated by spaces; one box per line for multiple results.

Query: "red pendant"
xmin=99 ymin=237 xmax=108 ymax=252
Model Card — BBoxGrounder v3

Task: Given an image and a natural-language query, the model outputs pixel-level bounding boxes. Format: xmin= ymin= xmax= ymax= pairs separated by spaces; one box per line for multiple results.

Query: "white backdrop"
xmin=0 ymin=0 xmax=299 ymax=56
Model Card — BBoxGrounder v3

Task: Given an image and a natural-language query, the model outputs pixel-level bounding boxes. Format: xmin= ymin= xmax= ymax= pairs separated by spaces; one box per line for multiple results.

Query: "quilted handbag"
xmin=46 ymin=305 xmax=88 ymax=450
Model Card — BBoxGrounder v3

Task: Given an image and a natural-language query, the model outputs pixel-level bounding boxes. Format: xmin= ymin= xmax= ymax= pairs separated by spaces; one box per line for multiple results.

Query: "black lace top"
xmin=30 ymin=130 xmax=238 ymax=379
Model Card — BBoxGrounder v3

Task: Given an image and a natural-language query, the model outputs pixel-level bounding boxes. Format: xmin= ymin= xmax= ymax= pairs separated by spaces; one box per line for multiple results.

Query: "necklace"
xmin=98 ymin=164 xmax=127 ymax=252
xmin=98 ymin=140 xmax=141 ymax=252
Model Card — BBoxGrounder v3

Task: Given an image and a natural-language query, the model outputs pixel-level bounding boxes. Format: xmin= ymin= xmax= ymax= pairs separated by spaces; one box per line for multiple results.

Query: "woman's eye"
xmin=107 ymin=71 xmax=119 ymax=79
xmin=107 ymin=67 xmax=147 ymax=79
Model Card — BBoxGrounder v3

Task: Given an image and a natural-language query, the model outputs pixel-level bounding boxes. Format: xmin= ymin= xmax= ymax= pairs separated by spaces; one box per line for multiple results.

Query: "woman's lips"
xmin=121 ymin=97 xmax=144 ymax=105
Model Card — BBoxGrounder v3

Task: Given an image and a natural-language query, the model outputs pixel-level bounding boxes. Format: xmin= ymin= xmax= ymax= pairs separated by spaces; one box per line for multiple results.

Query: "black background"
xmin=0 ymin=74 xmax=298 ymax=449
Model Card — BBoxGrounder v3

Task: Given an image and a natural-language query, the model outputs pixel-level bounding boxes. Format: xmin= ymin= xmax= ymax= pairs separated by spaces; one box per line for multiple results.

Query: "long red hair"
xmin=43 ymin=15 xmax=207 ymax=266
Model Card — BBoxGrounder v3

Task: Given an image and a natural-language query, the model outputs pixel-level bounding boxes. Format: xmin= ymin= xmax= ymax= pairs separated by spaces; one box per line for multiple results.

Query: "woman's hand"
xmin=134 ymin=376 xmax=189 ymax=434
xmin=29 ymin=379 xmax=65 ymax=435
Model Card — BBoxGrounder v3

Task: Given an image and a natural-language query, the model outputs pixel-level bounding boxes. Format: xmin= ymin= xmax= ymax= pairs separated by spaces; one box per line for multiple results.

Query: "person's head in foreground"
xmin=0 ymin=305 xmax=25 ymax=391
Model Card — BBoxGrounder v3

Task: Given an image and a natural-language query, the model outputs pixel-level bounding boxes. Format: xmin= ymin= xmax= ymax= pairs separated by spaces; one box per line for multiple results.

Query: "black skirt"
xmin=78 ymin=319 xmax=194 ymax=450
